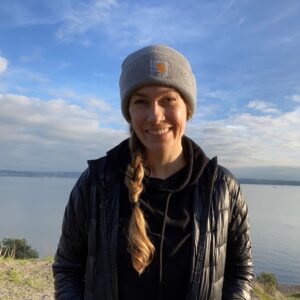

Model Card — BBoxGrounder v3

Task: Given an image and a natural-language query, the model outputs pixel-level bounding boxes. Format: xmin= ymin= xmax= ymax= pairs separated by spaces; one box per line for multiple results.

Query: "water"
xmin=242 ymin=184 xmax=300 ymax=285
xmin=0 ymin=176 xmax=75 ymax=256
xmin=0 ymin=177 xmax=299 ymax=284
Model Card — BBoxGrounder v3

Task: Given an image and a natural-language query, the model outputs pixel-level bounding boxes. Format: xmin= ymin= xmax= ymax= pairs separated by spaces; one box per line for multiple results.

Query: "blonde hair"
xmin=125 ymin=129 xmax=155 ymax=275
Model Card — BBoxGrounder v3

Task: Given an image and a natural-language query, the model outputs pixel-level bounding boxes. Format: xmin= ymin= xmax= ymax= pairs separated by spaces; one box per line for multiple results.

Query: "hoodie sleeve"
xmin=222 ymin=175 xmax=254 ymax=300
xmin=52 ymin=169 xmax=91 ymax=300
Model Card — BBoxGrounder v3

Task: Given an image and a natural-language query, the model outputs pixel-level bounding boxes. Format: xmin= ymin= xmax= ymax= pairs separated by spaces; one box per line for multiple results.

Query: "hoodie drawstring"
xmin=158 ymin=192 xmax=172 ymax=300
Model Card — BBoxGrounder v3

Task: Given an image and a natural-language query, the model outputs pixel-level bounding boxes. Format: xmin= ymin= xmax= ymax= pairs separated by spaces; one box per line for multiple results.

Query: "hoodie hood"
xmin=104 ymin=135 xmax=210 ymax=192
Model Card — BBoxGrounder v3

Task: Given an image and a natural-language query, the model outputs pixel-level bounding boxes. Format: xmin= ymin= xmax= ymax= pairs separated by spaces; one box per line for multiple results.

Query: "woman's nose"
xmin=147 ymin=103 xmax=165 ymax=123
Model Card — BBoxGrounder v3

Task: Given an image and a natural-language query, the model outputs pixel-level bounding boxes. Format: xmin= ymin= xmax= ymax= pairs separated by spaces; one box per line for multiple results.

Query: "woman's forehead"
xmin=131 ymin=85 xmax=180 ymax=97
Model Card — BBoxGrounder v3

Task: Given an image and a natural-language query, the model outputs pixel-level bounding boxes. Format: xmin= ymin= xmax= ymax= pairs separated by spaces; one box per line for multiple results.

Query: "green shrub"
xmin=256 ymin=272 xmax=278 ymax=295
xmin=257 ymin=272 xmax=278 ymax=287
xmin=0 ymin=238 xmax=39 ymax=259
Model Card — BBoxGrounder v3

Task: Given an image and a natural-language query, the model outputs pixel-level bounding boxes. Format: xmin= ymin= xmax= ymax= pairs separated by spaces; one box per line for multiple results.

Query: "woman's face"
xmin=129 ymin=85 xmax=188 ymax=155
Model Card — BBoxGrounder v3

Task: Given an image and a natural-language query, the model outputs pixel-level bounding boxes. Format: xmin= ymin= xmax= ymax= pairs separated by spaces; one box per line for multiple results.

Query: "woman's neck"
xmin=146 ymin=148 xmax=186 ymax=179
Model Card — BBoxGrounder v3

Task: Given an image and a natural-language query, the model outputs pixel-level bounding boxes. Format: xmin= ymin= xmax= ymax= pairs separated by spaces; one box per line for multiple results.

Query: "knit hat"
xmin=119 ymin=45 xmax=197 ymax=122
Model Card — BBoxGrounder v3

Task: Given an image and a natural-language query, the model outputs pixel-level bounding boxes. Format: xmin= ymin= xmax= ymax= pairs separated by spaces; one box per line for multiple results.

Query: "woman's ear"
xmin=181 ymin=95 xmax=192 ymax=120
xmin=186 ymin=106 xmax=192 ymax=120
xmin=129 ymin=123 xmax=133 ymax=133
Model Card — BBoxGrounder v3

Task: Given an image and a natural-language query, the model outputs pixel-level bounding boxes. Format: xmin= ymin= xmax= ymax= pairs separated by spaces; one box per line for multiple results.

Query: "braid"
xmin=125 ymin=130 xmax=155 ymax=275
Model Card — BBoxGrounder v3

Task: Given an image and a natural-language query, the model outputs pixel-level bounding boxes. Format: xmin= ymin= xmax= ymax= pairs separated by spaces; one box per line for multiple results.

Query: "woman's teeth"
xmin=147 ymin=128 xmax=171 ymax=135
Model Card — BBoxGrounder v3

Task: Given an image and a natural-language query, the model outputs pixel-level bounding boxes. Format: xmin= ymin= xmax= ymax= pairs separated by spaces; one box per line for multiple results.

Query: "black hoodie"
xmin=116 ymin=136 xmax=209 ymax=300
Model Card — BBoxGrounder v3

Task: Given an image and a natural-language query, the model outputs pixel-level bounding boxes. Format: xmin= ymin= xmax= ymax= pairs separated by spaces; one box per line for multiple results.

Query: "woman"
xmin=53 ymin=45 xmax=253 ymax=300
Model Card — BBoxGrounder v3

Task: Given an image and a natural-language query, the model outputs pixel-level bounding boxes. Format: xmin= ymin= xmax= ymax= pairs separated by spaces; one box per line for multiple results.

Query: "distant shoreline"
xmin=238 ymin=178 xmax=300 ymax=187
xmin=0 ymin=170 xmax=81 ymax=179
xmin=1 ymin=170 xmax=300 ymax=186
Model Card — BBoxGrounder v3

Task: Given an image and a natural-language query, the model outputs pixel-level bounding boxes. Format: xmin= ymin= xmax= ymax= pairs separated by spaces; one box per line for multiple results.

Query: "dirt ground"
xmin=0 ymin=258 xmax=54 ymax=300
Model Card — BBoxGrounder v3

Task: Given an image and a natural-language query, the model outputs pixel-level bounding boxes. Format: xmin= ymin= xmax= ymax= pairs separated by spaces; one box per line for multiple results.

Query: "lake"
xmin=0 ymin=176 xmax=299 ymax=284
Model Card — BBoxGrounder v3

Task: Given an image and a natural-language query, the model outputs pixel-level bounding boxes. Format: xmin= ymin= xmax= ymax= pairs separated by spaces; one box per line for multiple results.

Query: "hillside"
xmin=0 ymin=257 xmax=299 ymax=299
xmin=0 ymin=257 xmax=54 ymax=300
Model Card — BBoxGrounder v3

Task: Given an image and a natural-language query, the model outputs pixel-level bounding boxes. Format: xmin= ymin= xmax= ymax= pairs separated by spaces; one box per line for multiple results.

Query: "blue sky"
xmin=0 ymin=0 xmax=300 ymax=179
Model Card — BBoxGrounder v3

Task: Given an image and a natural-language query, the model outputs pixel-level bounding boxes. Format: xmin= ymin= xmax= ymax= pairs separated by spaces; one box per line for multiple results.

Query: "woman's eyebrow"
xmin=132 ymin=92 xmax=148 ymax=98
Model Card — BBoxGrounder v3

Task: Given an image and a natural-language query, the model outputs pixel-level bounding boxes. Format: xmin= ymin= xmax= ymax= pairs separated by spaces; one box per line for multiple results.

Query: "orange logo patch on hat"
xmin=156 ymin=63 xmax=166 ymax=74
xmin=150 ymin=60 xmax=168 ymax=77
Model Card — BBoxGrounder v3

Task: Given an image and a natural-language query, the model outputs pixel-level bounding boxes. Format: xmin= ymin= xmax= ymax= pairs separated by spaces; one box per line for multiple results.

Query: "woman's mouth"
xmin=146 ymin=128 xmax=171 ymax=135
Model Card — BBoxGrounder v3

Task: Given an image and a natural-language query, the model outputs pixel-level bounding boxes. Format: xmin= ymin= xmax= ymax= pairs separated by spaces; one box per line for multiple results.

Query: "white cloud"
xmin=19 ymin=47 xmax=43 ymax=63
xmin=0 ymin=94 xmax=127 ymax=171
xmin=86 ymin=97 xmax=112 ymax=112
xmin=107 ymin=4 xmax=205 ymax=47
xmin=237 ymin=17 xmax=245 ymax=27
xmin=0 ymin=0 xmax=242 ymax=49
xmin=200 ymin=87 xmax=232 ymax=101
xmin=55 ymin=0 xmax=118 ymax=41
xmin=263 ymin=34 xmax=298 ymax=49
xmin=54 ymin=0 xmax=221 ymax=47
xmin=1 ymin=93 xmax=299 ymax=172
xmin=5 ymin=66 xmax=49 ymax=84
xmin=289 ymin=95 xmax=300 ymax=103
xmin=187 ymin=107 xmax=300 ymax=168
xmin=225 ymin=0 xmax=236 ymax=10
xmin=247 ymin=100 xmax=279 ymax=114
xmin=0 ymin=1 xmax=63 ymax=28
xmin=0 ymin=56 xmax=9 ymax=74
xmin=253 ymin=2 xmax=300 ymax=31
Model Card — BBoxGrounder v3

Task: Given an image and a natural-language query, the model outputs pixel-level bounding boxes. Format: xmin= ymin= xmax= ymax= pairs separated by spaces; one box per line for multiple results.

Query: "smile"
xmin=146 ymin=128 xmax=171 ymax=135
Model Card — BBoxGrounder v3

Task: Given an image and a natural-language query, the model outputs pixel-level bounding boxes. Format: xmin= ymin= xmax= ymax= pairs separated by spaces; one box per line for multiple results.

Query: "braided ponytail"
xmin=125 ymin=130 xmax=155 ymax=275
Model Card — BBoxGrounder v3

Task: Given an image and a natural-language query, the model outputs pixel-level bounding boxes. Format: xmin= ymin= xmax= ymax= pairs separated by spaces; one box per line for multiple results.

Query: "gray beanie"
xmin=119 ymin=45 xmax=197 ymax=122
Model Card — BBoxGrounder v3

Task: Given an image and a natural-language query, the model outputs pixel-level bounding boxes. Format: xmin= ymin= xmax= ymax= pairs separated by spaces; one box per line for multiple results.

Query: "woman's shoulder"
xmin=216 ymin=165 xmax=237 ymax=182
xmin=214 ymin=164 xmax=242 ymax=194
xmin=86 ymin=138 xmax=131 ymax=184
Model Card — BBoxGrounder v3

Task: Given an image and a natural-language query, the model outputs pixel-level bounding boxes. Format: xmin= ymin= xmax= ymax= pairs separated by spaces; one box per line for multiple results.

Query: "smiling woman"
xmin=129 ymin=86 xmax=188 ymax=177
xmin=52 ymin=45 xmax=254 ymax=300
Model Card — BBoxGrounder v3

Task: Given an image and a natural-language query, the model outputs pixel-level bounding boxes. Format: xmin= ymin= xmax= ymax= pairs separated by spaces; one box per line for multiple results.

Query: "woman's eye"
xmin=134 ymin=99 xmax=146 ymax=105
xmin=164 ymin=97 xmax=176 ymax=104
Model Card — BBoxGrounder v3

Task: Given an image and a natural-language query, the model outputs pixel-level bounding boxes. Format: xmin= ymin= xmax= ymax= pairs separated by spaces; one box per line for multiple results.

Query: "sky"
xmin=0 ymin=0 xmax=300 ymax=180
